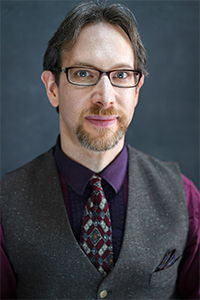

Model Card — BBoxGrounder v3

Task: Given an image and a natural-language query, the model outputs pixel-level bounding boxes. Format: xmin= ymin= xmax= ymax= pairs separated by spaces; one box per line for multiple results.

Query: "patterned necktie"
xmin=80 ymin=175 xmax=114 ymax=278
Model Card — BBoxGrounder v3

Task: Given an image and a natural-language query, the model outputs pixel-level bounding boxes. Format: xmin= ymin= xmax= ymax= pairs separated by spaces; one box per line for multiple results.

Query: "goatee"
xmin=76 ymin=106 xmax=128 ymax=152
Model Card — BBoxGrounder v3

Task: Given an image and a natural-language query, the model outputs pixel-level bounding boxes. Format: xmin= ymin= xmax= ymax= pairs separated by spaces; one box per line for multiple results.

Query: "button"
xmin=99 ymin=289 xmax=108 ymax=298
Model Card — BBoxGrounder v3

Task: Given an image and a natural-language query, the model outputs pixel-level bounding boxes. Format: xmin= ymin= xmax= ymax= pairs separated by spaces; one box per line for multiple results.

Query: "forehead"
xmin=61 ymin=22 xmax=134 ymax=69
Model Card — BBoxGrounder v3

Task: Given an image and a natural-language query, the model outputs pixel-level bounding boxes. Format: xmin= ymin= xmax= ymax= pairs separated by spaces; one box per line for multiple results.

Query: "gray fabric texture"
xmin=1 ymin=145 xmax=188 ymax=299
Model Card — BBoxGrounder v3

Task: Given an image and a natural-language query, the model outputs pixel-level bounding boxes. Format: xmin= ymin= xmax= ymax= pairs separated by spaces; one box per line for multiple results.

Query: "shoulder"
xmin=1 ymin=147 xmax=56 ymax=188
xmin=181 ymin=174 xmax=200 ymax=219
xmin=126 ymin=145 xmax=187 ymax=215
xmin=127 ymin=145 xmax=181 ymax=179
xmin=182 ymin=174 xmax=199 ymax=198
xmin=127 ymin=144 xmax=199 ymax=210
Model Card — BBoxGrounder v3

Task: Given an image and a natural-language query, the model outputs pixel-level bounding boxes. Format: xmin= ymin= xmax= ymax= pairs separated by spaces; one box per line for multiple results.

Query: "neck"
xmin=60 ymin=135 xmax=125 ymax=173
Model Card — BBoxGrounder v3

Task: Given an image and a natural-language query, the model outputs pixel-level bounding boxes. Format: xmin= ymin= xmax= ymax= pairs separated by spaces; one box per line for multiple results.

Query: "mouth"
xmin=85 ymin=115 xmax=118 ymax=128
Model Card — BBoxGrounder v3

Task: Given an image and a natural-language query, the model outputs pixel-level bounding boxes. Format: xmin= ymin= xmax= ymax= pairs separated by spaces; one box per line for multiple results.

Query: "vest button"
xmin=99 ymin=289 xmax=108 ymax=298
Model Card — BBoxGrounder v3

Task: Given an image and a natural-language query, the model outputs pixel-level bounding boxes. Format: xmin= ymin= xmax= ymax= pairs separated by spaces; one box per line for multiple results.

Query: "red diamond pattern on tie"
xmin=80 ymin=175 xmax=114 ymax=278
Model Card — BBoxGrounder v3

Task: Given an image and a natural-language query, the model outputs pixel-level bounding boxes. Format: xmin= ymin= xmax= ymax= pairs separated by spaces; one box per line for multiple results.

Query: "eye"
xmin=114 ymin=71 xmax=128 ymax=79
xmin=77 ymin=70 xmax=90 ymax=77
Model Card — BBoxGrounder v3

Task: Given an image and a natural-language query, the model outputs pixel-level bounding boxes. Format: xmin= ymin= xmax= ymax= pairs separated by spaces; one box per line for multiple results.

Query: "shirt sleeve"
xmin=0 ymin=214 xmax=16 ymax=299
xmin=177 ymin=175 xmax=200 ymax=299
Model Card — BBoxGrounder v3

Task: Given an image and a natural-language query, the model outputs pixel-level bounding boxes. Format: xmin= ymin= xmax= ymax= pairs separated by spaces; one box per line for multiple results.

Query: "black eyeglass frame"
xmin=60 ymin=66 xmax=142 ymax=88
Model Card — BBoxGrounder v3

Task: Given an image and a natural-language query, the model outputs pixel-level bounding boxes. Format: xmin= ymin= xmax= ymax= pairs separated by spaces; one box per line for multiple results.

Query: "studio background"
xmin=1 ymin=0 xmax=199 ymax=189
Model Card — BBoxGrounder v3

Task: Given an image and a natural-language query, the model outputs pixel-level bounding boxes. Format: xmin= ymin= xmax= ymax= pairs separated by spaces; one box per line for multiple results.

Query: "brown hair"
xmin=43 ymin=0 xmax=148 ymax=85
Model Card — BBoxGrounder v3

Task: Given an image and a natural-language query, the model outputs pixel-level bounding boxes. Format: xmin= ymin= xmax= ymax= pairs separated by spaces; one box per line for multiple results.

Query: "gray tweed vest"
xmin=1 ymin=145 xmax=188 ymax=299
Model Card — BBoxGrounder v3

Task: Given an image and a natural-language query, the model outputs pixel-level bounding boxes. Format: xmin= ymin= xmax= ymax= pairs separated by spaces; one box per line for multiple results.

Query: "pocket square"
xmin=154 ymin=249 xmax=177 ymax=272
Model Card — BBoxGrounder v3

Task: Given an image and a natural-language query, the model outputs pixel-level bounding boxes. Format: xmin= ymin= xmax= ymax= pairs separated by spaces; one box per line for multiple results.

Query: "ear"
xmin=41 ymin=71 xmax=59 ymax=108
xmin=135 ymin=75 xmax=144 ymax=104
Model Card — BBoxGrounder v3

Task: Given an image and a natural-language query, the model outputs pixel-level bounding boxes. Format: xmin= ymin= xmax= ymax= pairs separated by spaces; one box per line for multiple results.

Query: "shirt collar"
xmin=54 ymin=136 xmax=128 ymax=195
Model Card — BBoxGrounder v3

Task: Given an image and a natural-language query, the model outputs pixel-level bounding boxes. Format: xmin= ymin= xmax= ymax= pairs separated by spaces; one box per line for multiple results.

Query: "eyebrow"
xmin=70 ymin=62 xmax=134 ymax=70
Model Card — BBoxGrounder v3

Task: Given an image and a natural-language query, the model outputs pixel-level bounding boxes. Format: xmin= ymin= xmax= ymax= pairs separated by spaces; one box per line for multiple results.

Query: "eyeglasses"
xmin=60 ymin=66 xmax=142 ymax=88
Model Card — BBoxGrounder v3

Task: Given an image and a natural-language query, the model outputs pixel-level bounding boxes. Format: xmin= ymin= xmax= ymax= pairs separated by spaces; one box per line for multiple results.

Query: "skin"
xmin=41 ymin=22 xmax=144 ymax=173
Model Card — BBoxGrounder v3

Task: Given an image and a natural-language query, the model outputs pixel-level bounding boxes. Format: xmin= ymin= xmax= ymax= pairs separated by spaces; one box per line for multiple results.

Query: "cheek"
xmin=58 ymin=86 xmax=82 ymax=114
xmin=121 ymin=90 xmax=137 ymax=112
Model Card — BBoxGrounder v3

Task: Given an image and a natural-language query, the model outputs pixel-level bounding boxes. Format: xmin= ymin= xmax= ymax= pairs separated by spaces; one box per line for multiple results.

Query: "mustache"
xmin=81 ymin=106 xmax=124 ymax=117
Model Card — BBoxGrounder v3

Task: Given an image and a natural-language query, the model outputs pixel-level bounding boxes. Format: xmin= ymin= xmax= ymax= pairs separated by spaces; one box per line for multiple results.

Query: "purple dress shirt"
xmin=1 ymin=140 xmax=200 ymax=299
xmin=54 ymin=139 xmax=128 ymax=264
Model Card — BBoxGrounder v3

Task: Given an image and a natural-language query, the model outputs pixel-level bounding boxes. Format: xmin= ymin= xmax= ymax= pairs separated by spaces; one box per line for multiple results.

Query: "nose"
xmin=91 ymin=74 xmax=116 ymax=108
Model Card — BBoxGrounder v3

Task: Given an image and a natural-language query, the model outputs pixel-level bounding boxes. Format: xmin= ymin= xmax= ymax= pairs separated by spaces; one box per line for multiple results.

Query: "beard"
xmin=76 ymin=106 xmax=129 ymax=152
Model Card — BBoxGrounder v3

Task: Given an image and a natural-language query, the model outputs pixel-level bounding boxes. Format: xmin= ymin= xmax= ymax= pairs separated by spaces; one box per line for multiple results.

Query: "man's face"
xmin=44 ymin=22 xmax=143 ymax=152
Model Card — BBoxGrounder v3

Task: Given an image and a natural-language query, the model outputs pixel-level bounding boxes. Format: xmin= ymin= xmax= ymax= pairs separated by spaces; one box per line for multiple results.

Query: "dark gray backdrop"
xmin=1 ymin=0 xmax=199 ymax=189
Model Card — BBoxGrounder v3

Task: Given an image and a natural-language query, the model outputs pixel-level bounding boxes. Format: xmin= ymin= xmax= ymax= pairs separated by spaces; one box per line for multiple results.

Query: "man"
xmin=1 ymin=1 xmax=199 ymax=299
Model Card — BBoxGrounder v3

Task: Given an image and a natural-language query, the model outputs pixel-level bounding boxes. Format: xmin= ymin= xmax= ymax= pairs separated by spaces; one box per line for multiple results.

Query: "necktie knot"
xmin=90 ymin=175 xmax=103 ymax=192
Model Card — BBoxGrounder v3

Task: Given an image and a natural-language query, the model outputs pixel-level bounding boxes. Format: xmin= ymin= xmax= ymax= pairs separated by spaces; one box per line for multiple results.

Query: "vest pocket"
xmin=149 ymin=256 xmax=182 ymax=288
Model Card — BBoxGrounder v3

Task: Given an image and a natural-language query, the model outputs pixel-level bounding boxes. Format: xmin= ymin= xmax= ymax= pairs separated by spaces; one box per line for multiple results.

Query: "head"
xmin=42 ymin=1 xmax=146 ymax=155
xmin=43 ymin=0 xmax=147 ymax=86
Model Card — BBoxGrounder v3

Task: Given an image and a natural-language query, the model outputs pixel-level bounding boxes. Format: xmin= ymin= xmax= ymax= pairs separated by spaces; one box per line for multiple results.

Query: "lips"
xmin=85 ymin=115 xmax=118 ymax=128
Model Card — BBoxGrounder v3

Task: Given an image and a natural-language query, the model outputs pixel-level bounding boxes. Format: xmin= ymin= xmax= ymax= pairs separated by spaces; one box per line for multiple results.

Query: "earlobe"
xmin=41 ymin=71 xmax=59 ymax=107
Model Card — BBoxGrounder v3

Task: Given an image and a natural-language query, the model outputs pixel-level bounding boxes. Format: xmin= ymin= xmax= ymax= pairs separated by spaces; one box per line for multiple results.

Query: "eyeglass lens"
xmin=67 ymin=67 xmax=140 ymax=87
